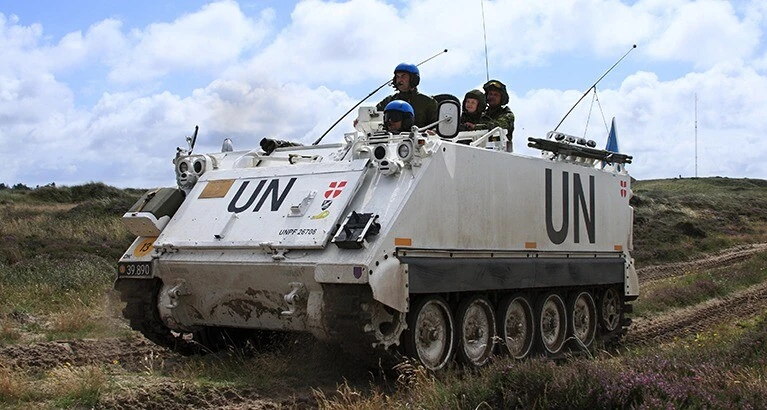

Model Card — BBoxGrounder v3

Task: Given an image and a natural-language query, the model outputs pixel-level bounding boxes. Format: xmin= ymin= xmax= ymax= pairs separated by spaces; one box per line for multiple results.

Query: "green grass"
xmin=317 ymin=314 xmax=767 ymax=409
xmin=2 ymin=179 xmax=767 ymax=408
xmin=633 ymin=252 xmax=767 ymax=317
xmin=0 ymin=364 xmax=111 ymax=409
xmin=631 ymin=177 xmax=767 ymax=266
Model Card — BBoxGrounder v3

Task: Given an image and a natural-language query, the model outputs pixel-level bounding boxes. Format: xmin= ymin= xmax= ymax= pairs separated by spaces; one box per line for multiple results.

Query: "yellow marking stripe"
xmin=394 ymin=237 xmax=412 ymax=246
xmin=199 ymin=179 xmax=235 ymax=199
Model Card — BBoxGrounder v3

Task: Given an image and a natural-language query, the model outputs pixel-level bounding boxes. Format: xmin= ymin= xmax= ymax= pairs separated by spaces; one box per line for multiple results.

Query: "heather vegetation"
xmin=631 ymin=177 xmax=767 ymax=266
xmin=0 ymin=178 xmax=766 ymax=408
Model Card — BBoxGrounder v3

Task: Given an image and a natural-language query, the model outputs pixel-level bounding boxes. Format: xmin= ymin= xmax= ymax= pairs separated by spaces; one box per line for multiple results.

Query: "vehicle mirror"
xmin=437 ymin=100 xmax=460 ymax=139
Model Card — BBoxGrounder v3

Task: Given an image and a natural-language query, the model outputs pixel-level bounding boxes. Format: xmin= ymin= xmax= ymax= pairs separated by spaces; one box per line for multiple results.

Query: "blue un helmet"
xmin=383 ymin=100 xmax=415 ymax=132
xmin=393 ymin=63 xmax=420 ymax=88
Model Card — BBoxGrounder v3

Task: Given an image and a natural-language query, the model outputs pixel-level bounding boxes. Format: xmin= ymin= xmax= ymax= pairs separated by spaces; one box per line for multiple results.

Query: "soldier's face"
xmin=395 ymin=72 xmax=411 ymax=92
xmin=486 ymin=90 xmax=502 ymax=107
xmin=387 ymin=119 xmax=403 ymax=132
xmin=464 ymin=98 xmax=479 ymax=113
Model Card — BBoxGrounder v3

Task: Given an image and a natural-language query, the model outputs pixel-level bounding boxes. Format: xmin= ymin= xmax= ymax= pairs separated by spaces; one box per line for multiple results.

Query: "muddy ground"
xmin=2 ymin=244 xmax=766 ymax=409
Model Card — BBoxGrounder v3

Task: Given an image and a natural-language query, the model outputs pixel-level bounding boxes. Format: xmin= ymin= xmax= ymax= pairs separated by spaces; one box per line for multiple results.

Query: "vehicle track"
xmin=625 ymin=279 xmax=767 ymax=346
xmin=627 ymin=243 xmax=767 ymax=346
xmin=0 ymin=336 xmax=173 ymax=372
xmin=636 ymin=243 xmax=767 ymax=283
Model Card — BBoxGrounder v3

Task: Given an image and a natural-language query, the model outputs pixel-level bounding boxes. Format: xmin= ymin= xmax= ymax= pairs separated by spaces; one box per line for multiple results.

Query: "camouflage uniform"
xmin=459 ymin=89 xmax=486 ymax=131
xmin=377 ymin=89 xmax=438 ymax=129
xmin=481 ymin=79 xmax=515 ymax=142
xmin=480 ymin=105 xmax=515 ymax=139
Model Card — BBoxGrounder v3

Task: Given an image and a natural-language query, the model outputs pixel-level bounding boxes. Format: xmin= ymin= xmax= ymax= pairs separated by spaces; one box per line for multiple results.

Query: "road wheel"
xmin=455 ymin=295 xmax=496 ymax=367
xmin=537 ymin=292 xmax=567 ymax=356
xmin=403 ymin=295 xmax=455 ymax=371
xmin=497 ymin=293 xmax=535 ymax=359
xmin=599 ymin=287 xmax=622 ymax=333
xmin=568 ymin=291 xmax=597 ymax=350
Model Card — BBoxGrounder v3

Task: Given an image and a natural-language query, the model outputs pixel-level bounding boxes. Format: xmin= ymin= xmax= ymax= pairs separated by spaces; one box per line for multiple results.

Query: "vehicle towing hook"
xmin=281 ymin=282 xmax=306 ymax=316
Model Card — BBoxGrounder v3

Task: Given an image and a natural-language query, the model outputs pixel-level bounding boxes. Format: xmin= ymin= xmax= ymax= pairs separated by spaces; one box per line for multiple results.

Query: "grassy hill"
xmin=1 ymin=178 xmax=767 ymax=408
xmin=631 ymin=177 xmax=767 ymax=265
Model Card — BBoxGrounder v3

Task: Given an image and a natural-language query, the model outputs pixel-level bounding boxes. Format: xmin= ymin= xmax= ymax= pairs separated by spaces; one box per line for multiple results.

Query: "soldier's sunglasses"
xmin=384 ymin=111 xmax=407 ymax=123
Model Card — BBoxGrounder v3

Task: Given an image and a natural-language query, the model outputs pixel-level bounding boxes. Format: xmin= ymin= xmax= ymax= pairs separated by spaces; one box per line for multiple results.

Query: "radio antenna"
xmin=554 ymin=44 xmax=637 ymax=132
xmin=312 ymin=48 xmax=448 ymax=145
xmin=481 ymin=0 xmax=489 ymax=82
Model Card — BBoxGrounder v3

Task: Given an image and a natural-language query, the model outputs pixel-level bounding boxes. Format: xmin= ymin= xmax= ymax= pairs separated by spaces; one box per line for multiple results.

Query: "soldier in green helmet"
xmin=376 ymin=63 xmax=438 ymax=128
xmin=481 ymin=79 xmax=515 ymax=150
xmin=459 ymin=89 xmax=486 ymax=131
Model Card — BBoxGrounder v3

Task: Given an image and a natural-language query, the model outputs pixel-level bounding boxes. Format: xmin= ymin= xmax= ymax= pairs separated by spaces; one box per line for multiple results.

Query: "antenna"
xmin=311 ymin=49 xmax=448 ymax=145
xmin=554 ymin=44 xmax=637 ymax=132
xmin=695 ymin=93 xmax=698 ymax=178
xmin=480 ymin=0 xmax=489 ymax=82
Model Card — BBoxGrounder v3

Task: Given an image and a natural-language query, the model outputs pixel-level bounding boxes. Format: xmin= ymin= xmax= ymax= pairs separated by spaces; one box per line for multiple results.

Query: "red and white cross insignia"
xmin=324 ymin=181 xmax=347 ymax=199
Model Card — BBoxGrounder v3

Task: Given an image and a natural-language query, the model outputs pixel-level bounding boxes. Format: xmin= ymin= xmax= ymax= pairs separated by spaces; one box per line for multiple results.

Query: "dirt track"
xmin=2 ymin=244 xmax=766 ymax=408
xmin=627 ymin=243 xmax=767 ymax=346
xmin=636 ymin=243 xmax=767 ymax=283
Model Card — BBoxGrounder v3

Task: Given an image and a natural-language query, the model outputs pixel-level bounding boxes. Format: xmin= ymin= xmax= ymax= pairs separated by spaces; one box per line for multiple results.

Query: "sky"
xmin=1 ymin=0 xmax=766 ymax=188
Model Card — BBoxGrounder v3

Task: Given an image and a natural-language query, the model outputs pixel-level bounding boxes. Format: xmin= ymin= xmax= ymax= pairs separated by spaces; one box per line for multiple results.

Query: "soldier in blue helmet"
xmin=383 ymin=100 xmax=415 ymax=133
xmin=376 ymin=63 xmax=438 ymax=128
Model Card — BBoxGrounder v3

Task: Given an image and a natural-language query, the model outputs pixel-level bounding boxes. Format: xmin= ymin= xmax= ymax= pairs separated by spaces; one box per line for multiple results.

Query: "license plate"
xmin=117 ymin=262 xmax=152 ymax=278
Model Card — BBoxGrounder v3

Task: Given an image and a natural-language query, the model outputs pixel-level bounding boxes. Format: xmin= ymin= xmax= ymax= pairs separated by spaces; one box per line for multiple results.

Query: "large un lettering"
xmin=228 ymin=178 xmax=297 ymax=213
xmin=544 ymin=169 xmax=595 ymax=245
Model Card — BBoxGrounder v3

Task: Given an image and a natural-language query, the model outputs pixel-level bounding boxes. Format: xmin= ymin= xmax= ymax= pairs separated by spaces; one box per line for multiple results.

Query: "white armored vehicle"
xmin=116 ymin=100 xmax=636 ymax=370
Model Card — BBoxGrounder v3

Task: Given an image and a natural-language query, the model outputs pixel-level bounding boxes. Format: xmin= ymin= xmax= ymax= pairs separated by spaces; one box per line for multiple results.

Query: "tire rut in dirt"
xmin=637 ymin=243 xmax=767 ymax=283
xmin=626 ymin=280 xmax=767 ymax=346
xmin=0 ymin=336 xmax=176 ymax=372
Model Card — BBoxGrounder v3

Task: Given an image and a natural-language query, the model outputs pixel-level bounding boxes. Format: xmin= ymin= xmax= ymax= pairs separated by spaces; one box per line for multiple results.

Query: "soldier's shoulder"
xmin=377 ymin=94 xmax=396 ymax=109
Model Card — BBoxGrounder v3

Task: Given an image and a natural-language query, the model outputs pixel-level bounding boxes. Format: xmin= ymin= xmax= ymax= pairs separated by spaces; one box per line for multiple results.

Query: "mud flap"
xmin=368 ymin=256 xmax=408 ymax=312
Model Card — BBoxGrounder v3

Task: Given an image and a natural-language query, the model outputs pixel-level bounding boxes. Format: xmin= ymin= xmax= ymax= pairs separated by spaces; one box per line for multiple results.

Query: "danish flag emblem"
xmin=620 ymin=180 xmax=627 ymax=198
xmin=325 ymin=181 xmax=347 ymax=199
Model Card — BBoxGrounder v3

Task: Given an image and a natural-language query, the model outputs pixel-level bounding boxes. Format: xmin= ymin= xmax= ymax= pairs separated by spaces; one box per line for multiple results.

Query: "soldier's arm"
xmin=502 ymin=112 xmax=515 ymax=137
xmin=376 ymin=96 xmax=393 ymax=112
xmin=427 ymin=98 xmax=438 ymax=125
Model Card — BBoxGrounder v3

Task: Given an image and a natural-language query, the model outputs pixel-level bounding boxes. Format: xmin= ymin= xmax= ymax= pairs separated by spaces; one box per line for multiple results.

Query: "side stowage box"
xmin=122 ymin=188 xmax=185 ymax=237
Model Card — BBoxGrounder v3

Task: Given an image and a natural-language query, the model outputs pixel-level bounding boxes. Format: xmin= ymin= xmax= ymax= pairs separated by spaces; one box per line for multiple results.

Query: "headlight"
xmin=373 ymin=145 xmax=387 ymax=161
xmin=178 ymin=161 xmax=188 ymax=173
xmin=193 ymin=159 xmax=204 ymax=173
xmin=396 ymin=140 xmax=413 ymax=162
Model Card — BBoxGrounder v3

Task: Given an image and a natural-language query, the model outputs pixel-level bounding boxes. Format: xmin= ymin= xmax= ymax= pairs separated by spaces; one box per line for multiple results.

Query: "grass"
xmin=631 ymin=177 xmax=767 ymax=266
xmin=633 ymin=252 xmax=767 ymax=317
xmin=315 ymin=314 xmax=767 ymax=409
xmin=0 ymin=257 xmax=114 ymax=315
xmin=0 ymin=364 xmax=110 ymax=409
xmin=1 ymin=179 xmax=767 ymax=408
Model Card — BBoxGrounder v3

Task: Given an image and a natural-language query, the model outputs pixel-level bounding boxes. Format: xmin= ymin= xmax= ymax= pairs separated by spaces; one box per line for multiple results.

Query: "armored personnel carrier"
xmin=116 ymin=99 xmax=636 ymax=370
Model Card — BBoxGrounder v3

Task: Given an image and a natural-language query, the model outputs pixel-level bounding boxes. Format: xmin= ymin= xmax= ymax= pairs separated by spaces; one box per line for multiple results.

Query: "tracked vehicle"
xmin=116 ymin=100 xmax=636 ymax=370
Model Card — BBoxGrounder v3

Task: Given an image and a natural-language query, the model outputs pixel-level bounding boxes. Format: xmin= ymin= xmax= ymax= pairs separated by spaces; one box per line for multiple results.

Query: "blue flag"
xmin=602 ymin=117 xmax=621 ymax=170
xmin=605 ymin=117 xmax=619 ymax=153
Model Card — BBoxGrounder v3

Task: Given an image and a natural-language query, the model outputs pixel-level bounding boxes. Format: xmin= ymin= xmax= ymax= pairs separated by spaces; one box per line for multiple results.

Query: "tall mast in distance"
xmin=695 ymin=93 xmax=698 ymax=178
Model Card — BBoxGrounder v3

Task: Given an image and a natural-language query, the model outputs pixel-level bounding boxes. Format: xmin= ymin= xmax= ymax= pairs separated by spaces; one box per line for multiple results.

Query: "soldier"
xmin=383 ymin=100 xmax=415 ymax=133
xmin=459 ymin=89 xmax=486 ymax=131
xmin=377 ymin=63 xmax=438 ymax=128
xmin=481 ymin=79 xmax=515 ymax=149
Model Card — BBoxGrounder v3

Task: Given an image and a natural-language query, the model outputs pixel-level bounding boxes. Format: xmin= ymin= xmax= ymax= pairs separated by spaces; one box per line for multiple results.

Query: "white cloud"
xmin=514 ymin=58 xmax=767 ymax=179
xmin=643 ymin=0 xmax=761 ymax=68
xmin=109 ymin=0 xmax=274 ymax=83
xmin=1 ymin=0 xmax=767 ymax=188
